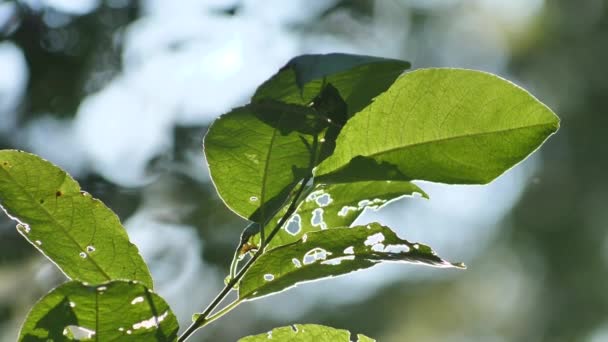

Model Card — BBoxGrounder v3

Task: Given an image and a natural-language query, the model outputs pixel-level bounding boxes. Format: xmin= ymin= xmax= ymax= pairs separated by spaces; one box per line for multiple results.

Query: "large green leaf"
xmin=253 ymin=53 xmax=411 ymax=117
xmin=0 ymin=150 xmax=153 ymax=287
xmin=250 ymin=181 xmax=428 ymax=251
xmin=238 ymin=324 xmax=374 ymax=342
xmin=239 ymin=223 xmax=463 ymax=300
xmin=315 ymin=68 xmax=560 ymax=184
xmin=205 ymin=101 xmax=332 ymax=223
xmin=19 ymin=280 xmax=178 ymax=341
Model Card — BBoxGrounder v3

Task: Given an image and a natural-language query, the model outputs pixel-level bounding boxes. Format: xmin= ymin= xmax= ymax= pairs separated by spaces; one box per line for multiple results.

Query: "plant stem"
xmin=178 ymin=176 xmax=311 ymax=341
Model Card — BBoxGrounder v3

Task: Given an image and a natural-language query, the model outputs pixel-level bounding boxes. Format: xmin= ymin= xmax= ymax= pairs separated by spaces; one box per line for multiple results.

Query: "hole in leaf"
xmin=131 ymin=296 xmax=144 ymax=305
xmin=311 ymin=208 xmax=326 ymax=229
xmin=79 ymin=252 xmax=87 ymax=258
xmin=303 ymin=248 xmax=331 ymax=265
xmin=86 ymin=245 xmax=95 ymax=252
xmin=292 ymin=258 xmax=302 ymax=268
xmin=364 ymin=233 xmax=385 ymax=246
xmin=384 ymin=244 xmax=410 ymax=253
xmin=63 ymin=325 xmax=95 ymax=340
xmin=263 ymin=274 xmax=274 ymax=281
xmin=132 ymin=311 xmax=169 ymax=330
xmin=322 ymin=256 xmax=355 ymax=265
xmin=337 ymin=206 xmax=358 ymax=217
xmin=371 ymin=244 xmax=385 ymax=252
xmin=305 ymin=190 xmax=325 ymax=202
xmin=343 ymin=246 xmax=354 ymax=255
xmin=315 ymin=193 xmax=333 ymax=207
xmin=249 ymin=196 xmax=259 ymax=202
xmin=284 ymin=214 xmax=301 ymax=236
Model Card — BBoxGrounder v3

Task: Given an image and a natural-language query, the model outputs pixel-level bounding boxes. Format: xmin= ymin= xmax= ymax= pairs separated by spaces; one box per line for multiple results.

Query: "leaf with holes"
xmin=238 ymin=324 xmax=375 ymax=342
xmin=239 ymin=223 xmax=463 ymax=300
xmin=249 ymin=181 xmax=428 ymax=251
xmin=315 ymin=68 xmax=560 ymax=185
xmin=205 ymin=101 xmax=333 ymax=224
xmin=253 ymin=53 xmax=410 ymax=117
xmin=0 ymin=150 xmax=152 ymax=287
xmin=19 ymin=280 xmax=178 ymax=341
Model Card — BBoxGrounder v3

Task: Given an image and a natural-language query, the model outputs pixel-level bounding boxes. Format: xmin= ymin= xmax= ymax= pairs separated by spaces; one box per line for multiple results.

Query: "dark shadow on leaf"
xmin=22 ymin=297 xmax=78 ymax=342
xmin=249 ymin=101 xmax=331 ymax=136
xmin=316 ymin=155 xmax=410 ymax=184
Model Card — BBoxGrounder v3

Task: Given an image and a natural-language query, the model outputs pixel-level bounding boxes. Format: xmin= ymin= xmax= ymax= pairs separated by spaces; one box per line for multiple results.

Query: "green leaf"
xmin=237 ymin=324 xmax=375 ymax=342
xmin=205 ymin=101 xmax=332 ymax=223
xmin=19 ymin=280 xmax=178 ymax=341
xmin=252 ymin=181 xmax=428 ymax=251
xmin=253 ymin=53 xmax=411 ymax=116
xmin=239 ymin=223 xmax=463 ymax=300
xmin=0 ymin=150 xmax=153 ymax=287
xmin=315 ymin=68 xmax=560 ymax=185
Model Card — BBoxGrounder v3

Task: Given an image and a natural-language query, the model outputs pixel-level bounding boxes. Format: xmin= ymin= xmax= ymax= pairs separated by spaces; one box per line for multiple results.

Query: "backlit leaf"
xmin=253 ymin=53 xmax=410 ymax=117
xmin=205 ymin=101 xmax=332 ymax=223
xmin=238 ymin=324 xmax=374 ymax=342
xmin=315 ymin=68 xmax=560 ymax=184
xmin=0 ymin=150 xmax=153 ymax=287
xmin=251 ymin=181 xmax=428 ymax=251
xmin=19 ymin=280 xmax=178 ymax=341
xmin=239 ymin=223 xmax=463 ymax=300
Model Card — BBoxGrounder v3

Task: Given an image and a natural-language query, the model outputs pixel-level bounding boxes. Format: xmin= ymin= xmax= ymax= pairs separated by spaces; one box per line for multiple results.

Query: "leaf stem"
xmin=178 ymin=176 xmax=311 ymax=341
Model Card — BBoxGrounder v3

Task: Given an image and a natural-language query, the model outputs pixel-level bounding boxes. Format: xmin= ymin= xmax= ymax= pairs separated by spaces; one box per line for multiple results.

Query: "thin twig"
xmin=177 ymin=176 xmax=311 ymax=341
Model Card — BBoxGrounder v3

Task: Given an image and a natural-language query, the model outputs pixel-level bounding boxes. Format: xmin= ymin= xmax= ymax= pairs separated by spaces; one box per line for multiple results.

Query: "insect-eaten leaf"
xmin=19 ymin=280 xmax=179 ymax=341
xmin=239 ymin=223 xmax=463 ymax=300
xmin=315 ymin=68 xmax=560 ymax=185
xmin=246 ymin=180 xmax=428 ymax=252
xmin=0 ymin=150 xmax=153 ymax=288
xmin=238 ymin=324 xmax=375 ymax=342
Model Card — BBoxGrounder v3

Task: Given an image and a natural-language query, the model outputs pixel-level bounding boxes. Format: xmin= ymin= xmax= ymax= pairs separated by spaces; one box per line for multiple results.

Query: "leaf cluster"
xmin=0 ymin=53 xmax=558 ymax=341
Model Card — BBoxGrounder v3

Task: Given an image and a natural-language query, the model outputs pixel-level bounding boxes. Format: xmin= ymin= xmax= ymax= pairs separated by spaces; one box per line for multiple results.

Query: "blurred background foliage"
xmin=0 ymin=0 xmax=604 ymax=341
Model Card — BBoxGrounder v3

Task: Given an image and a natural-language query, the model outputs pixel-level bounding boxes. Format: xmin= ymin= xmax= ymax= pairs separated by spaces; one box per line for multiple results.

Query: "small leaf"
xmin=205 ymin=101 xmax=331 ymax=223
xmin=252 ymin=181 xmax=427 ymax=250
xmin=238 ymin=324 xmax=375 ymax=342
xmin=253 ymin=53 xmax=411 ymax=116
xmin=315 ymin=68 xmax=560 ymax=185
xmin=239 ymin=223 xmax=463 ymax=300
xmin=0 ymin=150 xmax=153 ymax=287
xmin=19 ymin=280 xmax=179 ymax=341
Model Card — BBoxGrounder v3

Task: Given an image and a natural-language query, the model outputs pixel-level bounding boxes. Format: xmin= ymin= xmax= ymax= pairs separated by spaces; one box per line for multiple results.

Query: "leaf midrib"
xmin=324 ymin=121 xmax=556 ymax=172
xmin=0 ymin=164 xmax=113 ymax=282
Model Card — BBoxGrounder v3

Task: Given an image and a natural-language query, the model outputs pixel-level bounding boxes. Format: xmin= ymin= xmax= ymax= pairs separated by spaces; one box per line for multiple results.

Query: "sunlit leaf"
xmin=239 ymin=223 xmax=463 ymax=300
xmin=315 ymin=68 xmax=560 ymax=184
xmin=19 ymin=280 xmax=178 ymax=341
xmin=237 ymin=324 xmax=375 ymax=342
xmin=253 ymin=53 xmax=410 ymax=117
xmin=251 ymin=181 xmax=428 ymax=250
xmin=205 ymin=101 xmax=332 ymax=223
xmin=0 ymin=150 xmax=153 ymax=287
